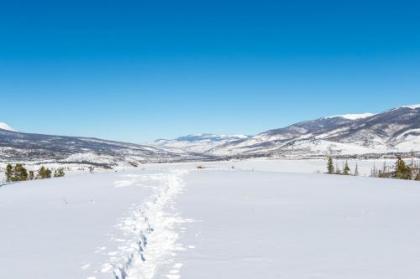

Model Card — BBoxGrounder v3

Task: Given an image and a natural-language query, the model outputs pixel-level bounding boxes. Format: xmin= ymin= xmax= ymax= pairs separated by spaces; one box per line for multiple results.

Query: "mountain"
xmin=154 ymin=133 xmax=249 ymax=153
xmin=0 ymin=128 xmax=201 ymax=169
xmin=2 ymin=103 xmax=419 ymax=169
xmin=156 ymin=104 xmax=420 ymax=158
xmin=0 ymin=122 xmax=15 ymax=132
xmin=210 ymin=104 xmax=420 ymax=157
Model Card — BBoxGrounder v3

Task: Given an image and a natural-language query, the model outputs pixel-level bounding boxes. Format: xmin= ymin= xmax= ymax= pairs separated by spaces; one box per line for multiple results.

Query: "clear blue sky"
xmin=1 ymin=0 xmax=419 ymax=143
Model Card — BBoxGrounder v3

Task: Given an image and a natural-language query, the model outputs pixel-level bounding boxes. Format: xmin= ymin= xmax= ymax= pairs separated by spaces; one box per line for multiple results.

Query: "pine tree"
xmin=13 ymin=164 xmax=28 ymax=181
xmin=394 ymin=157 xmax=411 ymax=180
xmin=5 ymin=164 xmax=13 ymax=182
xmin=354 ymin=163 xmax=359 ymax=176
xmin=343 ymin=161 xmax=350 ymax=175
xmin=37 ymin=166 xmax=52 ymax=179
xmin=327 ymin=157 xmax=334 ymax=174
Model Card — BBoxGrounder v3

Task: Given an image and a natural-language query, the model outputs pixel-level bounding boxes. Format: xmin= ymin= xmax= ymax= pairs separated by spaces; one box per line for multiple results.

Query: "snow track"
xmin=93 ymin=170 xmax=190 ymax=279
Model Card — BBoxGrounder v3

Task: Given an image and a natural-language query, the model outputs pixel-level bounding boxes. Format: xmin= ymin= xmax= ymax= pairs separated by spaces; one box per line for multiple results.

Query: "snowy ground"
xmin=1 ymin=159 xmax=420 ymax=278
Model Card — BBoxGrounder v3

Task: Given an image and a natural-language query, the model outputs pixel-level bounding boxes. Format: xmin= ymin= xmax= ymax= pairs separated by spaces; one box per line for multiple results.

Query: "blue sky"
xmin=1 ymin=0 xmax=419 ymax=143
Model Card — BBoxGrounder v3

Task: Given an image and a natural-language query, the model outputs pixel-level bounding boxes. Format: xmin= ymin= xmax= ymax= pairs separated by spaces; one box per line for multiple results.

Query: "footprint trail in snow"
xmin=88 ymin=169 xmax=191 ymax=279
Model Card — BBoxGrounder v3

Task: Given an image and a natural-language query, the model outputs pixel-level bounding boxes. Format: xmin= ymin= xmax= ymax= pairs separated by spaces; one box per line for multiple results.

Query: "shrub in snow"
xmin=53 ymin=168 xmax=65 ymax=178
xmin=5 ymin=164 xmax=29 ymax=182
xmin=37 ymin=166 xmax=52 ymax=179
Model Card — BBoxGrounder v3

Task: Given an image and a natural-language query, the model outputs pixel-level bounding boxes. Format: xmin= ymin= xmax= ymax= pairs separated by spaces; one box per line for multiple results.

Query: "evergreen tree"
xmin=394 ymin=157 xmax=411 ymax=180
xmin=343 ymin=161 xmax=350 ymax=175
xmin=327 ymin=157 xmax=334 ymax=174
xmin=13 ymin=164 xmax=28 ymax=181
xmin=37 ymin=166 xmax=52 ymax=179
xmin=5 ymin=164 xmax=13 ymax=182
xmin=354 ymin=163 xmax=359 ymax=176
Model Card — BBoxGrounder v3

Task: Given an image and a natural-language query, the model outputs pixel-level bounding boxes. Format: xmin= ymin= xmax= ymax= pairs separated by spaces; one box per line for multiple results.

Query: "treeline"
xmin=370 ymin=157 xmax=420 ymax=180
xmin=5 ymin=164 xmax=65 ymax=183
xmin=327 ymin=156 xmax=420 ymax=181
xmin=327 ymin=157 xmax=359 ymax=176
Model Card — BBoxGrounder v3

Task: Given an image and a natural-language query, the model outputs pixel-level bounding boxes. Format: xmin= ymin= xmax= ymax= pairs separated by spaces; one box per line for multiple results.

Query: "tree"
xmin=354 ymin=163 xmax=359 ymax=176
xmin=327 ymin=157 xmax=334 ymax=174
xmin=37 ymin=166 xmax=52 ymax=179
xmin=15 ymin=164 xmax=28 ymax=181
xmin=371 ymin=164 xmax=378 ymax=177
xmin=5 ymin=164 xmax=13 ymax=182
xmin=54 ymin=168 xmax=65 ymax=177
xmin=29 ymin=170 xmax=35 ymax=180
xmin=394 ymin=157 xmax=411 ymax=180
xmin=343 ymin=161 xmax=350 ymax=175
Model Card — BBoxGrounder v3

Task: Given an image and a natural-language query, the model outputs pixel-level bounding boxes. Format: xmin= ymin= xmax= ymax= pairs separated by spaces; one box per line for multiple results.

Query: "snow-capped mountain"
xmin=1 ymin=103 xmax=419 ymax=168
xmin=209 ymin=104 xmax=420 ymax=157
xmin=155 ymin=104 xmax=420 ymax=158
xmin=0 ymin=122 xmax=15 ymax=132
xmin=154 ymin=133 xmax=249 ymax=153
xmin=327 ymin=113 xmax=375 ymax=120
xmin=0 ymin=128 xmax=202 ymax=169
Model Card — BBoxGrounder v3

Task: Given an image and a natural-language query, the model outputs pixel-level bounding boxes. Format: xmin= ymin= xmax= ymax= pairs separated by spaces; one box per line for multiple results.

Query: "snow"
xmin=1 ymin=159 xmax=420 ymax=278
xmin=173 ymin=171 xmax=420 ymax=279
xmin=402 ymin=104 xmax=420 ymax=109
xmin=154 ymin=134 xmax=249 ymax=153
xmin=328 ymin=113 xmax=375 ymax=120
xmin=0 ymin=122 xmax=15 ymax=131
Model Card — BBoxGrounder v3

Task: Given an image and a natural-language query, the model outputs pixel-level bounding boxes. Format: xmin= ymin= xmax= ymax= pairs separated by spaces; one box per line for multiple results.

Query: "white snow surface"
xmin=402 ymin=104 xmax=420 ymax=109
xmin=0 ymin=122 xmax=15 ymax=131
xmin=1 ymin=158 xmax=420 ymax=278
xmin=154 ymin=133 xmax=249 ymax=153
xmin=328 ymin=113 xmax=375 ymax=120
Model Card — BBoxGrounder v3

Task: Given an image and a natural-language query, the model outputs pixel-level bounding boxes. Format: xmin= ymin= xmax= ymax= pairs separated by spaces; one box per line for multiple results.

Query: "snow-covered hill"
xmin=174 ymin=104 xmax=420 ymax=158
xmin=0 ymin=122 xmax=15 ymax=131
xmin=2 ymin=160 xmax=420 ymax=278
xmin=0 ymin=128 xmax=204 ymax=171
xmin=154 ymin=133 xmax=249 ymax=153
xmin=1 ymin=103 xmax=419 ymax=171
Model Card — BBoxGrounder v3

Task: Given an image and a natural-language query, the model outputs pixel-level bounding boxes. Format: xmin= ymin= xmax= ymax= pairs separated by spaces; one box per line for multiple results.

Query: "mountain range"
xmin=155 ymin=104 xmax=420 ymax=158
xmin=1 ymin=104 xmax=419 ymax=169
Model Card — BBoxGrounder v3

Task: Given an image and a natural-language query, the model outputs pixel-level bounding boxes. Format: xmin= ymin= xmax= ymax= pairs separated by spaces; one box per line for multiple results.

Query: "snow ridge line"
xmin=110 ymin=170 xmax=190 ymax=279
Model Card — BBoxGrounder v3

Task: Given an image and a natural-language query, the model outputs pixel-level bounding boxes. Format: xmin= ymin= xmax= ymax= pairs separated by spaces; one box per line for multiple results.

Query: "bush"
xmin=5 ymin=164 xmax=28 ymax=182
xmin=5 ymin=164 xmax=13 ymax=182
xmin=53 ymin=168 xmax=65 ymax=177
xmin=4 ymin=164 xmax=65 ymax=184
xmin=14 ymin=164 xmax=28 ymax=181
xmin=37 ymin=166 xmax=52 ymax=179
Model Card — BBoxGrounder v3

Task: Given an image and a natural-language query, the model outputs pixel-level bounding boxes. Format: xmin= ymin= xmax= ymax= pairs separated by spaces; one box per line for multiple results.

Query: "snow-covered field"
xmin=1 ymin=159 xmax=420 ymax=278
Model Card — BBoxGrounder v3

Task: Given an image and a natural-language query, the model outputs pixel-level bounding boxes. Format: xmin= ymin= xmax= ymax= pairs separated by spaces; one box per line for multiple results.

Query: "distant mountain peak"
xmin=176 ymin=133 xmax=248 ymax=142
xmin=0 ymin=122 xmax=15 ymax=131
xmin=401 ymin=104 xmax=420 ymax=110
xmin=327 ymin=113 xmax=375 ymax=120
